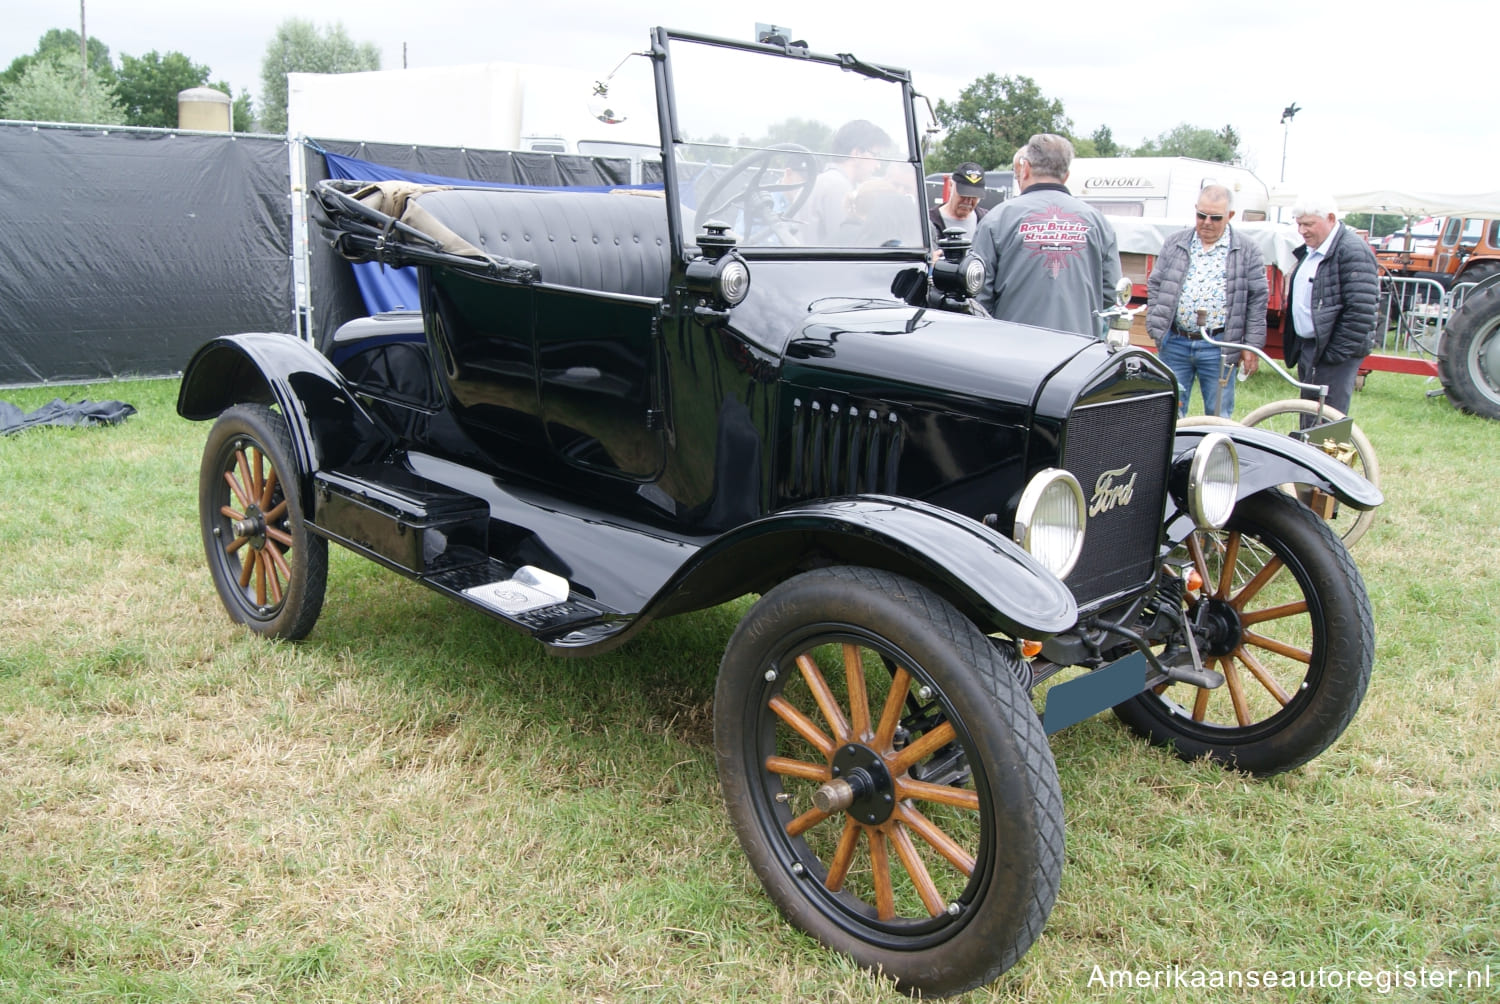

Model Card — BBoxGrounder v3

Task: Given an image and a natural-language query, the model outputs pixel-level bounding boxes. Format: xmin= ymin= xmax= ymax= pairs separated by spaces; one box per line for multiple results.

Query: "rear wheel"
xmin=1438 ymin=281 xmax=1500 ymax=420
xmin=1240 ymin=399 xmax=1380 ymax=547
xmin=715 ymin=566 xmax=1061 ymax=997
xmin=1114 ymin=490 xmax=1372 ymax=776
xmin=198 ymin=404 xmax=327 ymax=640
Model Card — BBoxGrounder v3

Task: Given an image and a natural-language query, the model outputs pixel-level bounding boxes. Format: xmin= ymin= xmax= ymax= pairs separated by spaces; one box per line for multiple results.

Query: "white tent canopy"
xmin=1269 ymin=186 xmax=1500 ymax=217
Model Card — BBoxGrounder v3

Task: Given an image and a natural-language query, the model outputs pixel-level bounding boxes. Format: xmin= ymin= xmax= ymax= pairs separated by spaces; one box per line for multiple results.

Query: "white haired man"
xmin=1284 ymin=194 xmax=1379 ymax=419
xmin=1146 ymin=184 xmax=1268 ymax=417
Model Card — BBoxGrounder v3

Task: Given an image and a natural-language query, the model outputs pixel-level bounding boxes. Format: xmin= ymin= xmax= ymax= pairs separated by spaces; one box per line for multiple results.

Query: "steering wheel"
xmin=694 ymin=143 xmax=818 ymax=244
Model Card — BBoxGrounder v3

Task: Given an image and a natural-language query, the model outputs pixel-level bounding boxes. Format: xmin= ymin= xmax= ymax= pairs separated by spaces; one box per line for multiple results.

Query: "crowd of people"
xmin=758 ymin=123 xmax=1379 ymax=422
xmin=958 ymin=133 xmax=1378 ymax=421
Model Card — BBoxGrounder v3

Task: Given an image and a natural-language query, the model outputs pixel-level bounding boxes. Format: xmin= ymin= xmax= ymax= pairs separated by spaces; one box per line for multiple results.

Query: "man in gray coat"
xmin=1284 ymin=194 xmax=1379 ymax=418
xmin=1145 ymin=185 xmax=1268 ymax=417
xmin=972 ymin=134 xmax=1121 ymax=336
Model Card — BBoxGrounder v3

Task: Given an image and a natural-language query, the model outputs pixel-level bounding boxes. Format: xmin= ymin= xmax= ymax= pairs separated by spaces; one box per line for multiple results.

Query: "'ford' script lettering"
xmin=1089 ymin=465 xmax=1136 ymax=516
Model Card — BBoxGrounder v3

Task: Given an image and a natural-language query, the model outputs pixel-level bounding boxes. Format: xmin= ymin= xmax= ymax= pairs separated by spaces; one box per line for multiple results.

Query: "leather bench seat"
xmin=412 ymin=188 xmax=672 ymax=300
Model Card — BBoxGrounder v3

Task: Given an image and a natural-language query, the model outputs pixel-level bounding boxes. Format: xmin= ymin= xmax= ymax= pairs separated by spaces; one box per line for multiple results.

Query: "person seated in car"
xmin=801 ymin=119 xmax=896 ymax=244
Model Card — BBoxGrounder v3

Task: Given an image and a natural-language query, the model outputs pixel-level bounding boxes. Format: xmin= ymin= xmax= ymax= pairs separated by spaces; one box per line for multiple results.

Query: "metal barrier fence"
xmin=1375 ymin=276 xmax=1476 ymax=362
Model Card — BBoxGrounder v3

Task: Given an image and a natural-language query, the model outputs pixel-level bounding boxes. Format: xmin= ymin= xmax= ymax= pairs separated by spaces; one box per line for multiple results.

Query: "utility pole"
xmin=80 ymin=0 xmax=87 ymax=91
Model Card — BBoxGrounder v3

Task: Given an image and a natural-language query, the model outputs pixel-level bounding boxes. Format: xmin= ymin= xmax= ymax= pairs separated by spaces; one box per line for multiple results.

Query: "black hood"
xmin=783 ymin=303 xmax=1101 ymax=410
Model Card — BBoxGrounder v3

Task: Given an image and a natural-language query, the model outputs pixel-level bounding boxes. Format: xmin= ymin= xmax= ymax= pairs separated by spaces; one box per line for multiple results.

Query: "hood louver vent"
xmin=789 ymin=398 xmax=904 ymax=498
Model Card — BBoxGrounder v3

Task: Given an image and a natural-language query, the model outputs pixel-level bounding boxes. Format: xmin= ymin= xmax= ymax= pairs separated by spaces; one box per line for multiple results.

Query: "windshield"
xmin=664 ymin=35 xmax=925 ymax=252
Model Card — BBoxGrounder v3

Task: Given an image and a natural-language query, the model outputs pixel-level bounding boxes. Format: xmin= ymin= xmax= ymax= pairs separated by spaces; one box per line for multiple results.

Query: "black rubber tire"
xmin=1113 ymin=490 xmax=1372 ymax=776
xmin=199 ymin=404 xmax=327 ymax=640
xmin=1457 ymin=261 xmax=1500 ymax=287
xmin=1438 ymin=280 xmax=1500 ymax=420
xmin=714 ymin=566 xmax=1062 ymax=997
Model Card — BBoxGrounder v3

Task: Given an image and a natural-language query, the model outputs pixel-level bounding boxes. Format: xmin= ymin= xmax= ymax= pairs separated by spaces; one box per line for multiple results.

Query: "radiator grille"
xmin=1062 ymin=393 xmax=1175 ymax=607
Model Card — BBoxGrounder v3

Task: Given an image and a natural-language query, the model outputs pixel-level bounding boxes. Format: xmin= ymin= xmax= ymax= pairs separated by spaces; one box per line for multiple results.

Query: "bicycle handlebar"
xmin=1196 ymin=332 xmax=1328 ymax=406
xmin=1092 ymin=305 xmax=1336 ymax=420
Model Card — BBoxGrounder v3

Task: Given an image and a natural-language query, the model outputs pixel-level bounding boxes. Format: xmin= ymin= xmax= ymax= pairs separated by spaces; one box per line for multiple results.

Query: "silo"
xmin=177 ymin=87 xmax=232 ymax=131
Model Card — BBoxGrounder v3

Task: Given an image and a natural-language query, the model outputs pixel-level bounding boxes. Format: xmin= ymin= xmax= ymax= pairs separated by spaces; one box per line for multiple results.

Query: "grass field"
xmin=1 ymin=370 xmax=1496 ymax=1002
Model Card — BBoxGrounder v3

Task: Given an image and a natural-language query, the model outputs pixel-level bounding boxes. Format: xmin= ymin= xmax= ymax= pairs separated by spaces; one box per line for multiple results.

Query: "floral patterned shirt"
xmin=1174 ymin=234 xmax=1230 ymax=333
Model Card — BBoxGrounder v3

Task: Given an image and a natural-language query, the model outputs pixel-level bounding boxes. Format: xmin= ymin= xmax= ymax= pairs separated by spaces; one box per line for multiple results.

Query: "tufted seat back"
xmin=411 ymin=188 xmax=672 ymax=300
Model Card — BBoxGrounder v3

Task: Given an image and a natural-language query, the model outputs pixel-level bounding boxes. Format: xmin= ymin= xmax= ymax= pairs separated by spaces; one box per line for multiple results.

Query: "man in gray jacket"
xmin=1284 ymin=194 xmax=1379 ymax=418
xmin=972 ymin=134 xmax=1121 ymax=336
xmin=1145 ymin=185 xmax=1268 ymax=417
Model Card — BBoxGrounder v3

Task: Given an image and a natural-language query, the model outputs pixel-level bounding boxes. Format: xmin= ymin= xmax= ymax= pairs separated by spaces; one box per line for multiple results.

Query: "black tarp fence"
xmin=0 ymin=122 xmax=292 ymax=387
xmin=0 ymin=121 xmax=658 ymax=387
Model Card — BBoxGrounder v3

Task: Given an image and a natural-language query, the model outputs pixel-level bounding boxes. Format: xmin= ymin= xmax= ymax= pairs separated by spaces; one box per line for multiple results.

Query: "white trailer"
xmin=1067 ymin=156 xmax=1271 ymax=221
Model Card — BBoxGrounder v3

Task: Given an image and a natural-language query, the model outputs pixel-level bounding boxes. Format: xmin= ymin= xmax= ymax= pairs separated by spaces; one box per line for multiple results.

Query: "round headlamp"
xmin=1013 ymin=468 xmax=1086 ymax=579
xmin=1187 ymin=433 xmax=1239 ymax=529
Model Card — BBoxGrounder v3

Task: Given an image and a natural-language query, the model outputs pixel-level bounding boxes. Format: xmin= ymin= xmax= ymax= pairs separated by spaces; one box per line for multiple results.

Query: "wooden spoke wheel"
xmin=1115 ymin=490 xmax=1373 ymax=776
xmin=198 ymin=404 xmax=326 ymax=640
xmin=715 ymin=566 xmax=1061 ymax=997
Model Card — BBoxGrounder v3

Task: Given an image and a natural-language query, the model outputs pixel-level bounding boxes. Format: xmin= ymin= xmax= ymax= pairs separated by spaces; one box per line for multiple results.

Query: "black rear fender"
xmin=176 ymin=332 xmax=389 ymax=495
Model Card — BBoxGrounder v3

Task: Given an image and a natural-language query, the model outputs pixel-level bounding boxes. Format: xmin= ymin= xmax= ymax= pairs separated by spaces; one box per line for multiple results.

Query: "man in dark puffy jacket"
xmin=1284 ymin=195 xmax=1379 ymax=418
xmin=1145 ymin=185 xmax=1268 ymax=417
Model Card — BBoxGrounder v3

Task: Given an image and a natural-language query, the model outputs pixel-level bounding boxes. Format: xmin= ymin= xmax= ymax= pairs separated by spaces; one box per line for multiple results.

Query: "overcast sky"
xmin=7 ymin=0 xmax=1497 ymax=199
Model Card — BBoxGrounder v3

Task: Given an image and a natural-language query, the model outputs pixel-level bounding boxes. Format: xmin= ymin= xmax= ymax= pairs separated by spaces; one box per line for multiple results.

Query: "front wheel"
xmin=715 ymin=566 xmax=1062 ymax=997
xmin=198 ymin=404 xmax=327 ymax=640
xmin=1114 ymin=490 xmax=1373 ymax=776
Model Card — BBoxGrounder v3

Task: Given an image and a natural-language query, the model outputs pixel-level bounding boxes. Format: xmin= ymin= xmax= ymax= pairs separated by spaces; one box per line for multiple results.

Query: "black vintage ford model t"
xmin=177 ymin=27 xmax=1381 ymax=997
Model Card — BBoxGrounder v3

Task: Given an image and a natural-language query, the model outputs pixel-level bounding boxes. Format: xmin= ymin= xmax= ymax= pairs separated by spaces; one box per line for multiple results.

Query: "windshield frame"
xmin=650 ymin=27 xmax=928 ymax=264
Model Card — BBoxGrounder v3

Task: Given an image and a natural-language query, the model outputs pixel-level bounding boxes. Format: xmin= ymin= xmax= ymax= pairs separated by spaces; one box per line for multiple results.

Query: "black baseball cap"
xmin=951 ymin=163 xmax=986 ymax=197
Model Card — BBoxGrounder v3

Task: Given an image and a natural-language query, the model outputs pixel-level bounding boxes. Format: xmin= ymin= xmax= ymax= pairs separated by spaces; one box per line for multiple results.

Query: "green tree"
xmin=1346 ymin=212 xmax=1406 ymax=239
xmin=228 ymin=88 xmax=254 ymax=132
xmin=258 ymin=19 xmax=380 ymax=133
xmin=1 ymin=29 xmax=115 ymax=106
xmin=754 ymin=117 xmax=834 ymax=152
xmin=115 ymin=50 xmax=212 ymax=127
xmin=927 ymin=73 xmax=1071 ymax=173
xmin=0 ymin=54 xmax=125 ymax=124
xmin=1090 ymin=124 xmax=1122 ymax=158
xmin=1134 ymin=122 xmax=1241 ymax=163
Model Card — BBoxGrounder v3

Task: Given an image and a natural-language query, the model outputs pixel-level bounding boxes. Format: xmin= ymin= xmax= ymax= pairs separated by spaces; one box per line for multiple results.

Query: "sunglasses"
xmin=1195 ymin=211 xmax=1226 ymax=222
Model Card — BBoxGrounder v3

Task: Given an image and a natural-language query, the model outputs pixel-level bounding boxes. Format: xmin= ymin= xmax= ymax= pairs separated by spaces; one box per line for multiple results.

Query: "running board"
xmin=309 ymin=465 xmax=625 ymax=648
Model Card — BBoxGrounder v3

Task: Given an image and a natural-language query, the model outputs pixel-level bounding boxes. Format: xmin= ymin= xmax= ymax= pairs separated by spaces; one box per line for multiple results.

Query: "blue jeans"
xmin=1161 ymin=333 xmax=1237 ymax=417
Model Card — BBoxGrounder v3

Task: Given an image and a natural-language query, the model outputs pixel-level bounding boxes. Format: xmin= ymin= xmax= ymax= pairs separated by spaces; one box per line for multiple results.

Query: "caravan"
xmin=1068 ymin=156 xmax=1271 ymax=220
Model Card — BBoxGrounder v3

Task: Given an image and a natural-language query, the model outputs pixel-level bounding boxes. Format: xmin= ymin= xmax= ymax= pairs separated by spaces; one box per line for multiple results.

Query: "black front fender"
xmin=1169 ymin=424 xmax=1383 ymax=541
xmin=177 ymin=332 xmax=389 ymax=494
xmin=642 ymin=494 xmax=1079 ymax=639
